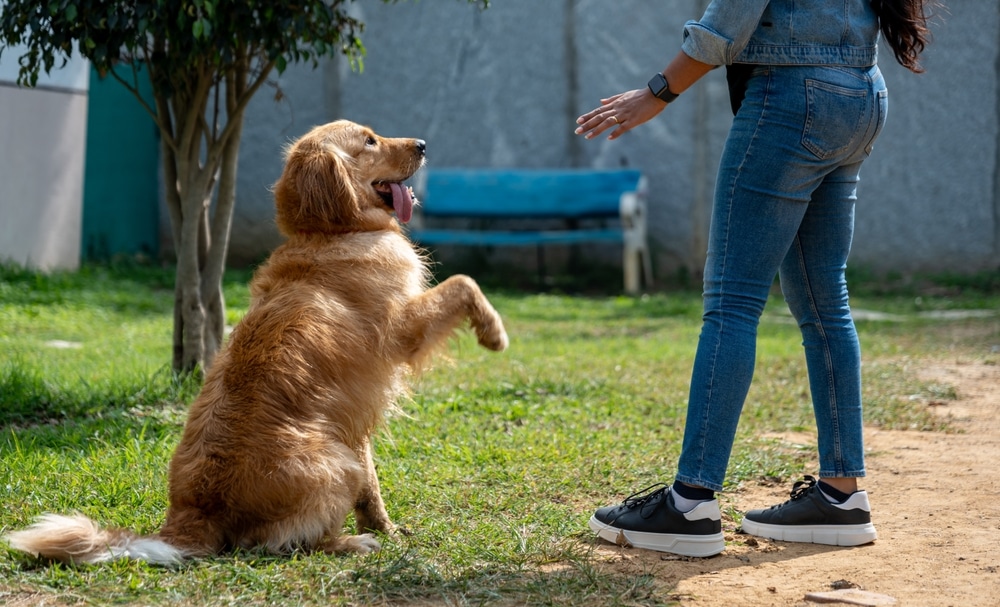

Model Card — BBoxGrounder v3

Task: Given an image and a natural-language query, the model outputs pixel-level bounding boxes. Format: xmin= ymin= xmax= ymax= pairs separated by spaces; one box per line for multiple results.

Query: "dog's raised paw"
xmin=479 ymin=325 xmax=509 ymax=352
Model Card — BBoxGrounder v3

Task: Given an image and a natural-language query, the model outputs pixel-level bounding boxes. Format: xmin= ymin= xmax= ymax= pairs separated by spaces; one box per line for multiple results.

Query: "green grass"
xmin=1 ymin=262 xmax=998 ymax=606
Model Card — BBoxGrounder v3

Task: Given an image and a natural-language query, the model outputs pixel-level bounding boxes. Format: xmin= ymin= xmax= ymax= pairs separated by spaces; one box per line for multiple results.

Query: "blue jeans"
xmin=675 ymin=65 xmax=888 ymax=492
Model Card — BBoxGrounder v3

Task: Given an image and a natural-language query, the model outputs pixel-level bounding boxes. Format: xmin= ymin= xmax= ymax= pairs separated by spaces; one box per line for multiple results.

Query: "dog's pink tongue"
xmin=390 ymin=182 xmax=413 ymax=223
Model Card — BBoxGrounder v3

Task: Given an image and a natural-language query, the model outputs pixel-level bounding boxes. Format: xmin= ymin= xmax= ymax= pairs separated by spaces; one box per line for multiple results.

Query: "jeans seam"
xmin=792 ymin=232 xmax=844 ymax=475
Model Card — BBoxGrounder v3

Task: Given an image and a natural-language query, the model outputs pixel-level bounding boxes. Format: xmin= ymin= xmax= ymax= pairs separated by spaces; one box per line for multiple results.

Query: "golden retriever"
xmin=5 ymin=120 xmax=508 ymax=565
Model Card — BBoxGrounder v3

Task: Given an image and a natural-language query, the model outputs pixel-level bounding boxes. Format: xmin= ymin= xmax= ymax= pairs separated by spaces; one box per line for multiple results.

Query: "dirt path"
xmin=595 ymin=359 xmax=1000 ymax=606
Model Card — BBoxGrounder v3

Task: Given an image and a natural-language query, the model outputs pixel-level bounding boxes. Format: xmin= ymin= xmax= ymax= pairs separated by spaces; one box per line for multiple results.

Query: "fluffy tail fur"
xmin=5 ymin=513 xmax=185 ymax=566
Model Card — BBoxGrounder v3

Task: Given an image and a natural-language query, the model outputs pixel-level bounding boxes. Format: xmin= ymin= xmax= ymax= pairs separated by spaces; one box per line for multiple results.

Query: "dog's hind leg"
xmin=159 ymin=506 xmax=226 ymax=559
xmin=319 ymin=532 xmax=381 ymax=555
xmin=230 ymin=446 xmax=382 ymax=556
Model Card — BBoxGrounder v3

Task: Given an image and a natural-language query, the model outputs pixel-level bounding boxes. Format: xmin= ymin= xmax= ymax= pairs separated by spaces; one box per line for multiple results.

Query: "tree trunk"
xmin=162 ymin=137 xmax=188 ymax=373
xmin=169 ymin=73 xmax=218 ymax=375
xmin=175 ymin=188 xmax=210 ymax=375
xmin=201 ymin=111 xmax=245 ymax=370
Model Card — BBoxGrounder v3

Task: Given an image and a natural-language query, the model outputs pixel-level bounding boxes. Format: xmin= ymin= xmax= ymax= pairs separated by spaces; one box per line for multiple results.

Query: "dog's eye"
xmin=365 ymin=136 xmax=377 ymax=147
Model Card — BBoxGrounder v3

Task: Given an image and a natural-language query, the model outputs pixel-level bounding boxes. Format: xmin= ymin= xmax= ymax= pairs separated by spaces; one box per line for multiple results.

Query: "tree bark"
xmin=170 ymin=70 xmax=216 ymax=375
xmin=201 ymin=103 xmax=245 ymax=370
xmin=176 ymin=189 xmax=209 ymax=375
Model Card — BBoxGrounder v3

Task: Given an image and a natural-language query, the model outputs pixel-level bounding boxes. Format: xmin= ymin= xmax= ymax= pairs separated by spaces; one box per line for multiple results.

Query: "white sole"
xmin=740 ymin=519 xmax=877 ymax=546
xmin=588 ymin=515 xmax=725 ymax=558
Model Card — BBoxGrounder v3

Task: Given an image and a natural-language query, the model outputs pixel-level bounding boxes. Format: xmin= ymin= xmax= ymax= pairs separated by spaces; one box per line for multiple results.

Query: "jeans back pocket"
xmin=864 ymin=89 xmax=889 ymax=156
xmin=801 ymin=79 xmax=868 ymax=161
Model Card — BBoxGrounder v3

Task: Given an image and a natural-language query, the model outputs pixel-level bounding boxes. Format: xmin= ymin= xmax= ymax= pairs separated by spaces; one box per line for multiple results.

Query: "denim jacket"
xmin=681 ymin=0 xmax=879 ymax=67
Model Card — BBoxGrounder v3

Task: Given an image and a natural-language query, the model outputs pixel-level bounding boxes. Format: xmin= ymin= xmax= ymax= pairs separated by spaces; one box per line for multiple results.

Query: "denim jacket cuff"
xmin=681 ymin=21 xmax=734 ymax=66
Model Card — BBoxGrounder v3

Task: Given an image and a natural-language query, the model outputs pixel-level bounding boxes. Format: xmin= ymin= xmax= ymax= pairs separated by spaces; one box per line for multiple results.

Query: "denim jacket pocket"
xmin=801 ymin=79 xmax=868 ymax=160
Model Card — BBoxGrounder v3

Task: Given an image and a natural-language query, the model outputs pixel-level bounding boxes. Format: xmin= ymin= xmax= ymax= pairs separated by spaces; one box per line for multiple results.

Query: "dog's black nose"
xmin=415 ymin=139 xmax=426 ymax=155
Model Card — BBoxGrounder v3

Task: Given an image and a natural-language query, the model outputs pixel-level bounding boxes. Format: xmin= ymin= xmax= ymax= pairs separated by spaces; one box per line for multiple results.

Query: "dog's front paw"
xmin=476 ymin=313 xmax=509 ymax=352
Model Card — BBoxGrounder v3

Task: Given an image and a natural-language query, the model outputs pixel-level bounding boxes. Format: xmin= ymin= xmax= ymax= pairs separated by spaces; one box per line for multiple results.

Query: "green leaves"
xmin=191 ymin=17 xmax=211 ymax=39
xmin=0 ymin=0 xmax=355 ymax=85
xmin=1 ymin=0 xmax=492 ymax=89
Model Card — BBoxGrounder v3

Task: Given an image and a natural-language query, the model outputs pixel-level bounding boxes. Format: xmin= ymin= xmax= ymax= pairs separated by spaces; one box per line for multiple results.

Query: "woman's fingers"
xmin=575 ymin=109 xmax=620 ymax=139
xmin=576 ymin=92 xmax=626 ymax=124
xmin=576 ymin=88 xmax=667 ymax=140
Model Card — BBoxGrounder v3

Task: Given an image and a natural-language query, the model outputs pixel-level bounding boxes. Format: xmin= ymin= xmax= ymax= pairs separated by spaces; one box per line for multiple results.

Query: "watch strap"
xmin=648 ymin=72 xmax=679 ymax=103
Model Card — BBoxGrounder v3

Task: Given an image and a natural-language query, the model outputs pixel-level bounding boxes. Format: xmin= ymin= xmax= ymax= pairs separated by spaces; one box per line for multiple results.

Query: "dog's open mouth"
xmin=373 ymin=181 xmax=415 ymax=223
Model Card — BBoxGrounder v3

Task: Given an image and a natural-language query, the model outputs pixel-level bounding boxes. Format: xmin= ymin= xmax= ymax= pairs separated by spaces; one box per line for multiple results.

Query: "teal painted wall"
xmin=81 ymin=67 xmax=160 ymax=261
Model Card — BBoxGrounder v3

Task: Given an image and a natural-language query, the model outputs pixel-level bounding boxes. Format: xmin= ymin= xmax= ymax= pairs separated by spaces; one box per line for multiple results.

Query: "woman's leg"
xmin=676 ymin=65 xmax=886 ymax=492
xmin=740 ymin=65 xmax=886 ymax=546
xmin=779 ymin=162 xmax=866 ymax=482
xmin=676 ymin=67 xmax=825 ymax=492
xmin=591 ymin=65 xmax=886 ymax=553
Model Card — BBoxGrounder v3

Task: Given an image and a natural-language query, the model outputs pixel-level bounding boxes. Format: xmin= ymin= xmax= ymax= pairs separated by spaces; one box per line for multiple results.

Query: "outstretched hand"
xmin=574 ymin=87 xmax=668 ymax=141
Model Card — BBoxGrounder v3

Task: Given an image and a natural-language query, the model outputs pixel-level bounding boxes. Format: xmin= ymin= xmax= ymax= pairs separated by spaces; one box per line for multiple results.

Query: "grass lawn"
xmin=1 ymin=262 xmax=997 ymax=606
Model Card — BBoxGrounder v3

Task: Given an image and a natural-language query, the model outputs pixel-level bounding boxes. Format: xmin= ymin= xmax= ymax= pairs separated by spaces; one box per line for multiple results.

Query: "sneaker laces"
xmin=789 ymin=475 xmax=818 ymax=500
xmin=762 ymin=475 xmax=818 ymax=511
xmin=621 ymin=483 xmax=670 ymax=518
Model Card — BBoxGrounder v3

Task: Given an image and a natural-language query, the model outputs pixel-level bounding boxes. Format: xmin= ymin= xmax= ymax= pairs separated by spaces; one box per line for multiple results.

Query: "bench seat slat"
xmin=408 ymin=228 xmax=624 ymax=246
xmin=419 ymin=169 xmax=643 ymax=218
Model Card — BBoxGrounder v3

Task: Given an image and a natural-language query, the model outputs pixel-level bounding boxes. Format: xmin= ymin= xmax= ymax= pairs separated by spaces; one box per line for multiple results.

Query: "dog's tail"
xmin=5 ymin=513 xmax=186 ymax=566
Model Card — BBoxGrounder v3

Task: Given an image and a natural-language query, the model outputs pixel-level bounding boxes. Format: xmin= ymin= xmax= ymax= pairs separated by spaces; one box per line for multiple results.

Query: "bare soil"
xmin=593 ymin=359 xmax=1000 ymax=606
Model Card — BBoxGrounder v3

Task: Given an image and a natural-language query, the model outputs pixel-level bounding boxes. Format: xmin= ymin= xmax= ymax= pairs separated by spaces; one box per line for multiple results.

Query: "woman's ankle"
xmin=819 ymin=477 xmax=859 ymax=494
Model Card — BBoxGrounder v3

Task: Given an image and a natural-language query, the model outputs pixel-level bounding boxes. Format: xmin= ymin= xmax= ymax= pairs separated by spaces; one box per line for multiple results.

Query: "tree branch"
xmin=157 ymin=103 xmax=184 ymax=255
xmin=142 ymin=40 xmax=179 ymax=153
xmin=208 ymin=55 xmax=276 ymax=165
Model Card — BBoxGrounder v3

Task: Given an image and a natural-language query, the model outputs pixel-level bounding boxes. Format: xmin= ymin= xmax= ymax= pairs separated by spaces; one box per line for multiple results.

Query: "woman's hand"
xmin=575 ymin=52 xmax=713 ymax=141
xmin=575 ymin=87 xmax=667 ymax=141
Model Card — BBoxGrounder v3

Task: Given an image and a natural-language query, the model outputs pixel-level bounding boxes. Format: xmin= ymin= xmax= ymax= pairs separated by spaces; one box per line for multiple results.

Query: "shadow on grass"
xmin=0 ymin=359 xmax=199 ymax=427
xmin=0 ymin=261 xmax=254 ymax=318
xmin=3 ymin=542 xmax=676 ymax=606
xmin=0 ymin=262 xmax=176 ymax=317
xmin=1 ymin=528 xmax=860 ymax=607
xmin=1 ymin=548 xmax=672 ymax=607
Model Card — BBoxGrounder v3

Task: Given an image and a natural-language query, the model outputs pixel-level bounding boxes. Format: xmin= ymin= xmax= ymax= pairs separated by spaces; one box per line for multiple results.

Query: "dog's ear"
xmin=273 ymin=138 xmax=360 ymax=236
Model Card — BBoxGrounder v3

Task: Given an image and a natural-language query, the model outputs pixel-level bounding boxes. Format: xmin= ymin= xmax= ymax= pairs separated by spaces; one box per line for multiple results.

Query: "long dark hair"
xmin=871 ymin=0 xmax=943 ymax=73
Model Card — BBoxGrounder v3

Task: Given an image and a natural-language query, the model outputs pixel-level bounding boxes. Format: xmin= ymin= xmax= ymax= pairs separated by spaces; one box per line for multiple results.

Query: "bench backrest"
xmin=417 ymin=169 xmax=643 ymax=219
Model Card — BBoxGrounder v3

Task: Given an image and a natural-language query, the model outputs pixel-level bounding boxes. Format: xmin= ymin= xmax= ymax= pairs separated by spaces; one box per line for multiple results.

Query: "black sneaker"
xmin=589 ymin=484 xmax=725 ymax=557
xmin=741 ymin=476 xmax=877 ymax=546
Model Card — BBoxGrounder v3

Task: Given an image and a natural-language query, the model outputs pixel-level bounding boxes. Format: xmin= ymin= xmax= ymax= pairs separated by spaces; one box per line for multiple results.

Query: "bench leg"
xmin=641 ymin=247 xmax=653 ymax=289
xmin=623 ymin=248 xmax=640 ymax=295
xmin=622 ymin=239 xmax=652 ymax=295
xmin=536 ymin=244 xmax=546 ymax=288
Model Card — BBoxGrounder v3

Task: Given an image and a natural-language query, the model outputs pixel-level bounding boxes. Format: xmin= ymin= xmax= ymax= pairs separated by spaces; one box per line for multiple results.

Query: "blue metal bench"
xmin=408 ymin=168 xmax=653 ymax=293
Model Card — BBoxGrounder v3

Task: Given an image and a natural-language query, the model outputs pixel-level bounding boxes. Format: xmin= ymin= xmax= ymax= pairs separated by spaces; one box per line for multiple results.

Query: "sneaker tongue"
xmin=390 ymin=182 xmax=412 ymax=223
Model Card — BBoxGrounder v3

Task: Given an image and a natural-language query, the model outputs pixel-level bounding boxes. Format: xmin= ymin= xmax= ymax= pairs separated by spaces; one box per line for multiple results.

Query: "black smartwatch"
xmin=647 ymin=72 xmax=679 ymax=103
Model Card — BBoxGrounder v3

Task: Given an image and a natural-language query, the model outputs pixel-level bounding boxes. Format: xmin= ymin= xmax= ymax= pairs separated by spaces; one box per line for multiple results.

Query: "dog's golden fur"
xmin=5 ymin=120 xmax=508 ymax=564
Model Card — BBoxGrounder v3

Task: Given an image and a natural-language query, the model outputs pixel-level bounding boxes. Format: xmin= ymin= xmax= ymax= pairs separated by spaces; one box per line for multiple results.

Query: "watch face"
xmin=648 ymin=73 xmax=676 ymax=101
xmin=651 ymin=73 xmax=667 ymax=95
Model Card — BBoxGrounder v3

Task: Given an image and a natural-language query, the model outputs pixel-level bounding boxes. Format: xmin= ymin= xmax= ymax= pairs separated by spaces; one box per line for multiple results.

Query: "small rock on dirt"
xmin=805 ymin=589 xmax=898 ymax=606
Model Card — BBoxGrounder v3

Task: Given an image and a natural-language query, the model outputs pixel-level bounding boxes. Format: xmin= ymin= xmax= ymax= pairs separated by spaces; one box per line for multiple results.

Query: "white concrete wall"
xmin=0 ymin=42 xmax=89 ymax=271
